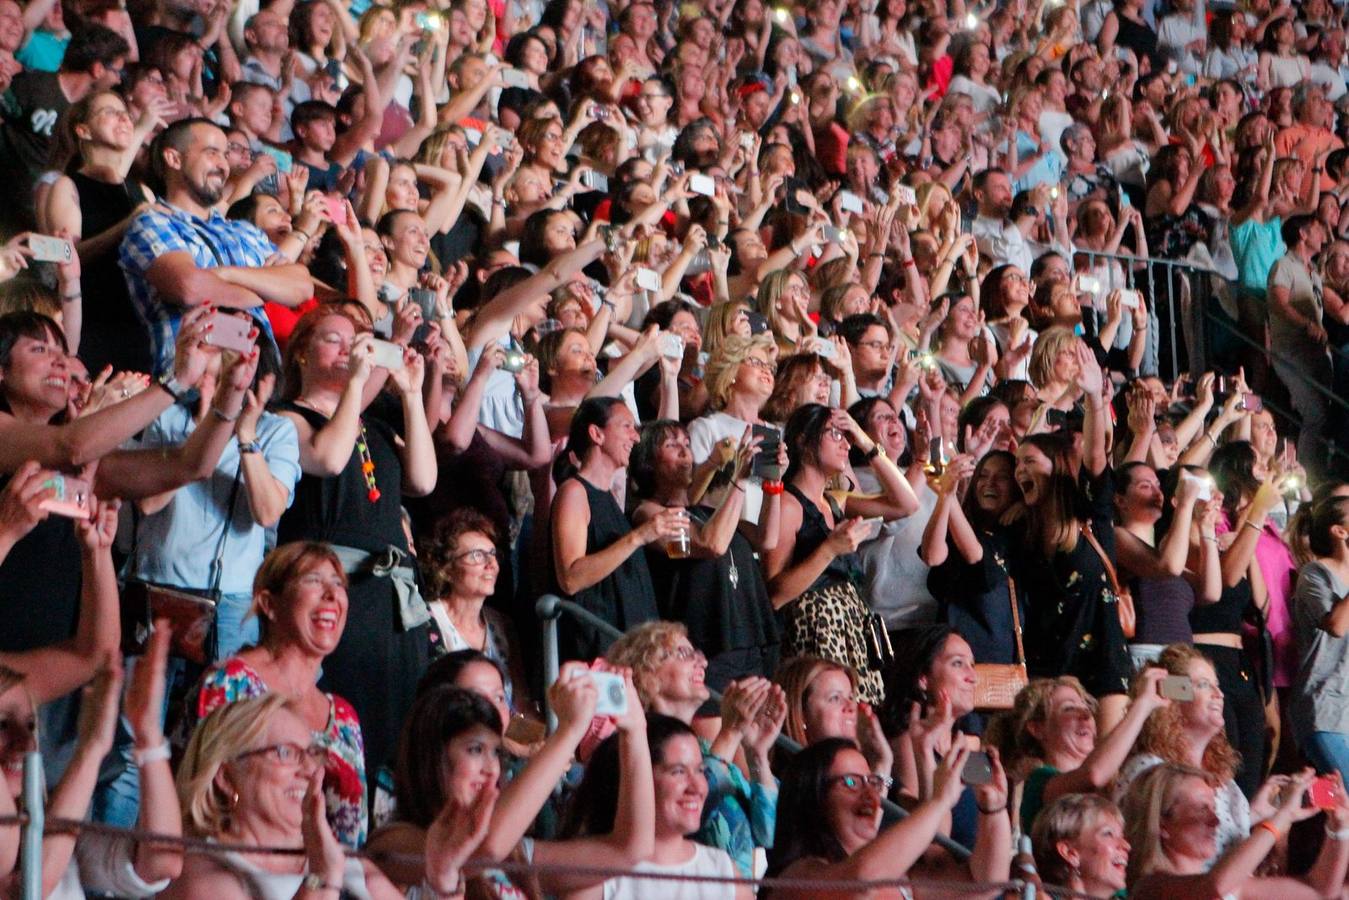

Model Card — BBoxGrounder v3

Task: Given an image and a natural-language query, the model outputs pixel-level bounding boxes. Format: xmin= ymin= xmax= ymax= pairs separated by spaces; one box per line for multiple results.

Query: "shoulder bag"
xmin=972 ymin=577 xmax=1029 ymax=710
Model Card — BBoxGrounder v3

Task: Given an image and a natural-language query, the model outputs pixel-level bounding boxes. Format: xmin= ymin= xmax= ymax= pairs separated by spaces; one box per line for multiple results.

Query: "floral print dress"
xmin=196 ymin=657 xmax=368 ymax=846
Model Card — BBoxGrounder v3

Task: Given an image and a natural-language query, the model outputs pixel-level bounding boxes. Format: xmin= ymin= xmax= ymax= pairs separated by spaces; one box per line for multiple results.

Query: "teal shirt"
xmin=16 ymin=30 xmax=69 ymax=72
xmin=1018 ymin=764 xmax=1060 ymax=835
xmin=1229 ymin=216 xmax=1284 ymax=299
xmin=696 ymin=737 xmax=777 ymax=877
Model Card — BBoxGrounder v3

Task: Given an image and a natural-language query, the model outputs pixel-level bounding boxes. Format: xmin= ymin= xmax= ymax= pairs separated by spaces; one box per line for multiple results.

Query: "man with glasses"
xmin=0 ymin=22 xmax=128 ymax=230
xmin=839 ymin=313 xmax=900 ymax=402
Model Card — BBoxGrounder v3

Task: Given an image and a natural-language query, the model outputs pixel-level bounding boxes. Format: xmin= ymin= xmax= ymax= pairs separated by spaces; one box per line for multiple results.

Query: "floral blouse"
xmin=696 ymin=737 xmax=777 ymax=877
xmin=196 ymin=658 xmax=369 ymax=847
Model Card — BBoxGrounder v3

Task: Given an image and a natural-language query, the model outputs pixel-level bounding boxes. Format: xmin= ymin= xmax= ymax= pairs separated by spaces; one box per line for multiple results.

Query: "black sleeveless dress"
xmin=276 ymin=401 xmax=430 ymax=779
xmin=554 ymin=476 xmax=658 ymax=660
xmin=72 ymin=172 xmax=154 ymax=375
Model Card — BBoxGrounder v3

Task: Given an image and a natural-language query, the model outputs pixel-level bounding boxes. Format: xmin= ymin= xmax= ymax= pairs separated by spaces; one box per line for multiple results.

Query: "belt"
xmin=328 ymin=544 xmax=430 ymax=631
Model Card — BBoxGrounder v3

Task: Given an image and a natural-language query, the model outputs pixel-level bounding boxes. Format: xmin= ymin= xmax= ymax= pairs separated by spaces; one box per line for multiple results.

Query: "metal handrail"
xmin=534 ymin=594 xmax=973 ymax=862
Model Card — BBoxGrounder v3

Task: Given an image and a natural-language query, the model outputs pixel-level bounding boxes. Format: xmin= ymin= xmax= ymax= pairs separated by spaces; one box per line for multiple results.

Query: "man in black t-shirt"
xmin=0 ymin=22 xmax=127 ymax=231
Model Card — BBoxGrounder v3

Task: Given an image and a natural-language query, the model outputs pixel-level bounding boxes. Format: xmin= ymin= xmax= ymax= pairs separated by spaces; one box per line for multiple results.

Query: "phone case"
xmin=370 ymin=339 xmax=405 ymax=370
xmin=204 ymin=313 xmax=255 ymax=353
xmin=591 ymin=671 xmax=628 ymax=716
xmin=689 ymin=174 xmax=716 ymax=196
xmin=28 ymin=234 xmax=72 ymax=263
xmin=259 ymin=145 xmax=293 ymax=173
xmin=39 ymin=476 xmax=91 ymax=518
xmin=635 ymin=267 xmax=662 ymax=292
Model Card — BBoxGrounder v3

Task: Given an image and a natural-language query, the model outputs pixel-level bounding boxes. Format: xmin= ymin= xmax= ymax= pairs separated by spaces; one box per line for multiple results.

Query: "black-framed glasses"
xmin=233 ymin=742 xmax=327 ymax=766
xmin=828 ymin=773 xmax=894 ymax=793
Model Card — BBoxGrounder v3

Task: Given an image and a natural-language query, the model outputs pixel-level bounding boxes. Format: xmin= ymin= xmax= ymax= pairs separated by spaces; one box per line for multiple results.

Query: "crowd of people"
xmin=6 ymin=0 xmax=1349 ymax=893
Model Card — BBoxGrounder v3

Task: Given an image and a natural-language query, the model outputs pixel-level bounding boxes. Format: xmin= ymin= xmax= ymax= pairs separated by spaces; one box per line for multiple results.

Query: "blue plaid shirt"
xmin=119 ymin=204 xmax=280 ymax=375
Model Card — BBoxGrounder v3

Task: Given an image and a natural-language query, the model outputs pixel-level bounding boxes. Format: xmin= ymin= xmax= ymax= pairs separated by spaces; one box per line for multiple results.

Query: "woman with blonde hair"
xmin=774 ymin=655 xmax=892 ymax=778
xmin=701 ymin=302 xmax=753 ymax=364
xmin=1120 ymin=762 xmax=1346 ymax=899
xmin=170 ymin=693 xmax=490 ymax=898
xmin=755 ymin=269 xmax=817 ymax=356
xmin=1026 ymin=325 xmax=1083 ymax=412
xmin=1031 ymin=793 xmax=1131 ymax=898
xmin=1113 ymin=644 xmax=1284 ymax=863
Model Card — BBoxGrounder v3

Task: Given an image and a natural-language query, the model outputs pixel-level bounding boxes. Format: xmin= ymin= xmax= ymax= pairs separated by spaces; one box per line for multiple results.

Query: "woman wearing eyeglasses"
xmin=169 ymin=693 xmax=490 ymax=900
xmin=764 ymin=738 xmax=1010 ymax=898
xmin=191 ymin=542 xmax=368 ymax=848
xmin=417 ymin=508 xmax=531 ymax=713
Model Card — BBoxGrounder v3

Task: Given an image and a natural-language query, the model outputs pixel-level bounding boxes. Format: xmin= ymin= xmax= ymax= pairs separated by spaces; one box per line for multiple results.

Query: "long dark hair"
xmin=766 ymin=738 xmax=857 ymax=876
xmin=962 ymin=449 xmax=1017 ymax=528
xmin=1209 ymin=440 xmax=1261 ymax=518
xmin=1020 ymin=431 xmax=1084 ymax=554
xmin=782 ymin=402 xmax=834 ymax=482
xmin=629 ymin=419 xmax=684 ymax=501
xmin=553 ymin=396 xmax=627 ymax=483
xmin=392 ymin=685 xmax=502 ymax=829
xmin=881 ymin=625 xmax=955 ymax=735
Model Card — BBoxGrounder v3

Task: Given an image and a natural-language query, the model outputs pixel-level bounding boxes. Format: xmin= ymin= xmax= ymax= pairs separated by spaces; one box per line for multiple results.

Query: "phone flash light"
xmin=964 ymin=12 xmax=978 ymax=28
xmin=847 ymin=75 xmax=862 ymax=92
xmin=773 ymin=7 xmax=789 ymax=21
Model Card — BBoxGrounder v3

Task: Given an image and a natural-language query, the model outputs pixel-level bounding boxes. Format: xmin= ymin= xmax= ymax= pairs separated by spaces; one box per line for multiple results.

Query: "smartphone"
xmin=38 ymin=475 xmax=91 ymax=519
xmin=783 ymin=178 xmax=811 ymax=213
xmin=590 ymin=105 xmax=609 ymax=120
xmin=740 ymin=131 xmax=757 ymax=152
xmin=415 ymin=10 xmax=441 ymax=30
xmin=1280 ymin=472 xmax=1304 ymax=495
xmin=961 ymin=750 xmax=994 ymax=786
xmin=321 ymin=194 xmax=346 ymax=223
xmin=501 ymin=349 xmax=527 ymax=373
xmin=501 ymin=68 xmax=531 ymax=89
xmin=894 ymin=184 xmax=917 ymax=206
xmin=635 ymin=267 xmax=662 ymax=292
xmin=839 ymin=190 xmax=864 ymax=215
xmin=1160 ymin=675 xmax=1194 ymax=701
xmin=914 ymin=350 xmax=938 ymax=371
xmin=1074 ymin=274 xmax=1102 ymax=296
xmin=927 ymin=436 xmax=946 ymax=475
xmin=1180 ymin=470 xmax=1213 ymax=502
xmin=1310 ymin=775 xmax=1342 ymax=811
xmin=203 ymin=312 xmax=255 ymax=353
xmin=1215 ymin=375 xmax=1231 ymax=396
xmin=773 ymin=6 xmax=789 ymax=22
xmin=1118 ymin=288 xmax=1141 ymax=309
xmin=860 ymin=516 xmax=884 ymax=541
xmin=752 ymin=424 xmax=783 ymax=480
xmin=370 ymin=338 xmax=405 ymax=370
xmin=27 ymin=234 xmax=72 ymax=264
xmin=407 ymin=287 xmax=438 ymax=320
xmin=590 ymin=670 xmax=629 ymax=717
xmin=580 ymin=170 xmax=609 ymax=192
xmin=658 ymin=331 xmax=684 ymax=359
xmin=258 ymin=144 xmax=292 ymax=173
xmin=689 ymin=173 xmax=716 ymax=197
xmin=814 ymin=338 xmax=837 ymax=359
xmin=1238 ymin=392 xmax=1262 ymax=413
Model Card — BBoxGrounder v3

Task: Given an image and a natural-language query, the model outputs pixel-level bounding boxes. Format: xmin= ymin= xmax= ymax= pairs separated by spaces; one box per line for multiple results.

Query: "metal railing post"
xmin=21 ymin=752 xmax=43 ymax=900
xmin=536 ymin=594 xmax=562 ymax=733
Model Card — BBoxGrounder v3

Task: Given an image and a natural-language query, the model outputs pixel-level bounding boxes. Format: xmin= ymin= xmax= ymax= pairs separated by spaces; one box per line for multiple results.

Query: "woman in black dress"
xmin=42 ymin=89 xmax=157 ymax=375
xmin=629 ymin=420 xmax=782 ymax=702
xmin=550 ymin=397 xmax=687 ymax=660
xmin=1011 ymin=340 xmax=1133 ymax=732
xmin=276 ymin=304 xmax=438 ymax=779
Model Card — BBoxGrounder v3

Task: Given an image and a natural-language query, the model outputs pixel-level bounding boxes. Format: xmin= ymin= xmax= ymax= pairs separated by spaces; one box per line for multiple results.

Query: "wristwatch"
xmin=302 ymin=873 xmax=339 ymax=894
xmin=238 ymin=439 xmax=262 ymax=455
xmin=156 ymin=372 xmax=187 ymax=402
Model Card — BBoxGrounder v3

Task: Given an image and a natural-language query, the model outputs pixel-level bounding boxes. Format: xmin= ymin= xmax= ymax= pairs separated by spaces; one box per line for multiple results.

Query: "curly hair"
xmin=774 ymin=655 xmax=860 ymax=747
xmin=604 ymin=621 xmax=690 ymax=708
xmin=984 ymin=676 xmax=1096 ymax=782
xmin=418 ymin=508 xmax=500 ymax=600
xmin=702 ymin=333 xmax=777 ymax=411
xmin=1129 ymin=645 xmax=1240 ymax=782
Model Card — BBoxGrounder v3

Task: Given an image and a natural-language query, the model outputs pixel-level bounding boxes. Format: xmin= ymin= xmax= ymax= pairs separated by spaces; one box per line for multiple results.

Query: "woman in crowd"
xmin=192 ymin=542 xmax=368 ymax=847
xmin=1114 ymin=462 xmax=1223 ymax=667
xmin=551 ymin=397 xmax=686 ymax=659
xmin=1031 ymin=793 xmax=1132 ymax=899
xmin=275 ymin=304 xmax=437 ymax=781
xmin=775 ymin=655 xmax=893 ymax=778
xmin=368 ymin=665 xmax=653 ymax=896
xmin=168 ymin=692 xmax=488 ymax=898
xmin=607 ymin=621 xmax=784 ymax=877
xmin=628 ymin=420 xmax=781 ymax=698
xmin=764 ymin=403 xmax=919 ymax=704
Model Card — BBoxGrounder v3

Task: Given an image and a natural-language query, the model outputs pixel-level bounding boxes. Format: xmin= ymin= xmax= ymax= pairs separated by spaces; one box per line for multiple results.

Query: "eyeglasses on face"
xmin=233 ymin=742 xmax=327 ymax=766
xmin=828 ymin=773 xmax=894 ymax=793
xmin=453 ymin=548 xmax=498 ymax=566
xmin=743 ymin=356 xmax=775 ymax=372
xmin=660 ymin=644 xmax=706 ymax=663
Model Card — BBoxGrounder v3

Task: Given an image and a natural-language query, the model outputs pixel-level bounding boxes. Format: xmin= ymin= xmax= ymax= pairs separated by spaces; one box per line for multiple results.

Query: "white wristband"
xmin=133 ymin=743 xmax=171 ymax=766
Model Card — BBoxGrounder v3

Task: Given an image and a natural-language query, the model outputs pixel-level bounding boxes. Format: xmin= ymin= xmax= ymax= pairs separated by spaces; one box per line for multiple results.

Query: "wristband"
xmin=862 ymin=443 xmax=881 ymax=461
xmin=302 ymin=873 xmax=340 ymax=894
xmin=210 ymin=405 xmax=239 ymax=423
xmin=762 ymin=479 xmax=785 ymax=496
xmin=61 ymin=292 xmax=82 ymax=302
xmin=1243 ymin=519 xmax=1263 ymax=533
xmin=1254 ymin=820 xmax=1282 ymax=840
xmin=291 ymin=228 xmax=311 ymax=243
xmin=1203 ymin=431 xmax=1218 ymax=447
xmin=133 ymin=743 xmax=171 ymax=766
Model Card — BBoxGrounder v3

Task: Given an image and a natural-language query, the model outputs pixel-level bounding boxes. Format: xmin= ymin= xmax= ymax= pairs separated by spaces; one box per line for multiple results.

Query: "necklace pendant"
xmin=368 ymin=487 xmax=381 ymax=502
xmin=728 ymin=557 xmax=739 ymax=590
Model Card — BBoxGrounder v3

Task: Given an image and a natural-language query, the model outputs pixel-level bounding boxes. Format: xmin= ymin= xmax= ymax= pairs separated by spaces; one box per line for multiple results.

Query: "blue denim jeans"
xmin=1304 ymin=731 xmax=1349 ymax=784
xmin=92 ymin=592 xmax=255 ymax=826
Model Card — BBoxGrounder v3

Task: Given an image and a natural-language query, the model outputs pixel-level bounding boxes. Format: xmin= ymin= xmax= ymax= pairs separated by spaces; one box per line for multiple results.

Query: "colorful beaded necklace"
xmin=356 ymin=421 xmax=380 ymax=502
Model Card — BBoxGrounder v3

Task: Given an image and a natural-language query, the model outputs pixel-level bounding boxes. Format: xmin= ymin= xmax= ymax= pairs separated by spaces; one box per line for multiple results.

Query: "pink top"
xmin=1216 ymin=512 xmax=1296 ymax=687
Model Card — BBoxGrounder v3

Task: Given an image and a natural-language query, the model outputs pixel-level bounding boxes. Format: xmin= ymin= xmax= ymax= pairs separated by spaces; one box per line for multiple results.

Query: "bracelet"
xmin=1328 ymin=823 xmax=1349 ymax=841
xmin=290 ymin=228 xmax=311 ymax=243
xmin=868 ymin=252 xmax=885 ymax=259
xmin=61 ymin=291 xmax=82 ymax=302
xmin=238 ymin=439 xmax=262 ymax=455
xmin=1202 ymin=535 xmax=1218 ymax=544
xmin=977 ymin=802 xmax=1008 ymax=815
xmin=210 ymin=405 xmax=239 ymax=423
xmin=762 ymin=479 xmax=785 ymax=496
xmin=1243 ymin=519 xmax=1263 ymax=533
xmin=1314 ymin=167 xmax=1325 ymax=173
xmin=1254 ymin=820 xmax=1282 ymax=841
xmin=1203 ymin=431 xmax=1218 ymax=447
xmin=133 ymin=743 xmax=171 ymax=766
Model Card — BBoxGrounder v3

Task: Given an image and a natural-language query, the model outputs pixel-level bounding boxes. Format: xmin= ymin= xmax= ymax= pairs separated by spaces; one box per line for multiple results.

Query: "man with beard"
xmin=119 ymin=117 xmax=313 ymax=375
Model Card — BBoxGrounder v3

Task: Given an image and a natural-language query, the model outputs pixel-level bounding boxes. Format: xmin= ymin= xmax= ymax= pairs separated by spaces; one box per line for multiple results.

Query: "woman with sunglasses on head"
xmin=764 ymin=403 xmax=920 ymax=705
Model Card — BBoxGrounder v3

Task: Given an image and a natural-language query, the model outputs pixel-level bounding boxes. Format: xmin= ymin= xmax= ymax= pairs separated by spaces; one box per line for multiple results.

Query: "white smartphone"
xmin=894 ymin=184 xmax=917 ymax=205
xmin=635 ymin=267 xmax=662 ymax=292
xmin=1180 ymin=469 xmax=1213 ymax=502
xmin=860 ymin=516 xmax=884 ymax=541
xmin=501 ymin=68 xmax=531 ymax=89
xmin=1118 ymin=288 xmax=1141 ymax=309
xmin=1074 ymin=274 xmax=1102 ymax=295
xmin=203 ymin=312 xmax=255 ymax=353
xmin=27 ymin=234 xmax=73 ymax=263
xmin=370 ymin=338 xmax=405 ymax=370
xmin=590 ymin=670 xmax=628 ymax=716
xmin=838 ymin=190 xmax=864 ymax=215
xmin=688 ymin=173 xmax=716 ymax=196
xmin=658 ymin=331 xmax=684 ymax=359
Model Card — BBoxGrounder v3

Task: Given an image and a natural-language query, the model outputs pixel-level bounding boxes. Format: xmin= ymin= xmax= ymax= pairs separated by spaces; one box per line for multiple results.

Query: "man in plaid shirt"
xmin=120 ymin=116 xmax=313 ymax=375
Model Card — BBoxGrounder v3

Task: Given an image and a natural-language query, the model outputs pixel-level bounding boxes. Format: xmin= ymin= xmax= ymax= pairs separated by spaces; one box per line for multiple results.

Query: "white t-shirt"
xmin=603 ymin=843 xmax=739 ymax=900
xmin=687 ymin=410 xmax=766 ymax=524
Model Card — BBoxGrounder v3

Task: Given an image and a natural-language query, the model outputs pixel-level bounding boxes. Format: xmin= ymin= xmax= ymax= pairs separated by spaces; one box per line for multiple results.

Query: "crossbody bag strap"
xmin=206 ymin=468 xmax=244 ymax=598
xmin=1081 ymin=521 xmax=1122 ymax=596
xmin=1006 ymin=574 xmax=1026 ymax=668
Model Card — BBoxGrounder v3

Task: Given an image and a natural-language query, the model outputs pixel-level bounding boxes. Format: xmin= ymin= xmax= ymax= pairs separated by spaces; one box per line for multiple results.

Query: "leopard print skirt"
xmin=782 ymin=580 xmax=886 ymax=705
